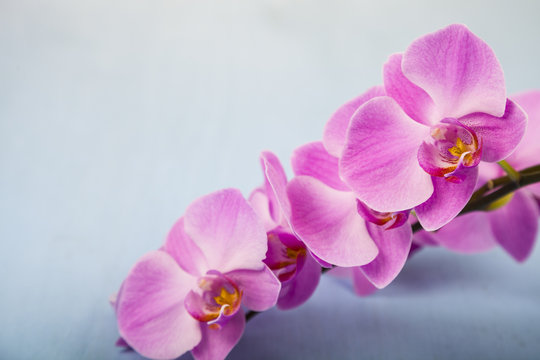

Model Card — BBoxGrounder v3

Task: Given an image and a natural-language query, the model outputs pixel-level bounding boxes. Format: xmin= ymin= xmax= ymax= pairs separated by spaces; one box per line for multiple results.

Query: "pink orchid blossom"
xmin=415 ymin=91 xmax=540 ymax=262
xmin=287 ymin=141 xmax=412 ymax=289
xmin=249 ymin=151 xmax=321 ymax=310
xmin=336 ymin=24 xmax=527 ymax=231
xmin=115 ymin=189 xmax=281 ymax=360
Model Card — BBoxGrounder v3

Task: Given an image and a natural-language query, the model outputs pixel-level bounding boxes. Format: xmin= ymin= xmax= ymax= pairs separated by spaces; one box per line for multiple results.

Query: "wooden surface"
xmin=1 ymin=1 xmax=539 ymax=359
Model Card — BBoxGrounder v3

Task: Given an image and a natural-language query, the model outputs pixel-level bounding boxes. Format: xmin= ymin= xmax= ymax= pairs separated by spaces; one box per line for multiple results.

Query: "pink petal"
xmin=351 ymin=268 xmax=378 ymax=296
xmin=248 ymin=188 xmax=276 ymax=232
xmin=191 ymin=310 xmax=245 ymax=360
xmin=287 ymin=175 xmax=378 ymax=267
xmin=226 ymin=266 xmax=281 ymax=311
xmin=323 ymin=86 xmax=386 ymax=157
xmin=259 ymin=151 xmax=290 ymax=223
xmin=116 ymin=251 xmax=201 ymax=360
xmin=383 ymin=53 xmax=437 ymax=126
xmin=291 ymin=141 xmax=349 ymax=191
xmin=430 ymin=212 xmax=497 ymax=253
xmin=277 ymin=252 xmax=321 ymax=310
xmin=340 ymin=96 xmax=433 ymax=211
xmin=459 ymin=99 xmax=527 ymax=162
xmin=184 ymin=189 xmax=267 ymax=273
xmin=163 ymin=217 xmax=209 ymax=276
xmin=489 ymin=190 xmax=539 ymax=262
xmin=360 ymin=222 xmax=412 ymax=289
xmin=402 ymin=24 xmax=506 ymax=119
xmin=415 ymin=167 xmax=478 ymax=231
xmin=508 ymin=90 xmax=540 ymax=168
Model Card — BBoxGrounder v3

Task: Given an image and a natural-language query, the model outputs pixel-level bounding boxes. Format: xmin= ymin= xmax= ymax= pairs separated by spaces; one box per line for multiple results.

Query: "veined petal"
xmin=429 ymin=212 xmax=497 ymax=253
xmin=248 ymin=188 xmax=276 ymax=232
xmin=287 ymin=176 xmax=378 ymax=267
xmin=261 ymin=151 xmax=291 ymax=223
xmin=184 ymin=189 xmax=267 ymax=273
xmin=225 ymin=266 xmax=281 ymax=312
xmin=191 ymin=310 xmax=245 ymax=360
xmin=415 ymin=166 xmax=478 ymax=231
xmin=508 ymin=90 xmax=540 ymax=168
xmin=323 ymin=86 xmax=386 ymax=157
xmin=276 ymin=252 xmax=321 ymax=310
xmin=340 ymin=96 xmax=432 ymax=211
xmin=402 ymin=24 xmax=506 ymax=119
xmin=459 ymin=99 xmax=527 ymax=162
xmin=116 ymin=251 xmax=201 ymax=360
xmin=291 ymin=141 xmax=349 ymax=191
xmin=163 ymin=217 xmax=208 ymax=276
xmin=384 ymin=53 xmax=437 ymax=126
xmin=360 ymin=222 xmax=412 ymax=289
xmin=489 ymin=190 xmax=539 ymax=262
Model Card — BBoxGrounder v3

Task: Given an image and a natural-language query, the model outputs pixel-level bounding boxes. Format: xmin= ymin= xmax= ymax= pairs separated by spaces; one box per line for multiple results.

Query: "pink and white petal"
xmin=291 ymin=141 xmax=349 ymax=191
xmin=277 ymin=252 xmax=321 ymax=310
xmin=185 ymin=189 xmax=267 ymax=273
xmin=431 ymin=212 xmax=497 ymax=253
xmin=248 ymin=188 xmax=276 ymax=232
xmin=116 ymin=251 xmax=201 ymax=360
xmin=489 ymin=190 xmax=539 ymax=262
xmin=351 ymin=268 xmax=378 ymax=296
xmin=287 ymin=176 xmax=378 ymax=267
xmin=323 ymin=86 xmax=386 ymax=157
xmin=360 ymin=222 xmax=412 ymax=289
xmin=413 ymin=230 xmax=439 ymax=247
xmin=340 ymin=96 xmax=433 ymax=211
xmin=384 ymin=53 xmax=437 ymax=126
xmin=507 ymin=90 xmax=540 ymax=170
xmin=260 ymin=151 xmax=291 ymax=223
xmin=459 ymin=99 xmax=527 ymax=162
xmin=226 ymin=266 xmax=281 ymax=312
xmin=402 ymin=24 xmax=506 ymax=119
xmin=191 ymin=310 xmax=245 ymax=360
xmin=163 ymin=217 xmax=209 ymax=277
xmin=415 ymin=167 xmax=478 ymax=231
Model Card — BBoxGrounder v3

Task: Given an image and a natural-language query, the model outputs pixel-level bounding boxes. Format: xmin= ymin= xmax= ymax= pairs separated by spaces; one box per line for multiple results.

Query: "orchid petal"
xmin=459 ymin=99 xmax=527 ymax=162
xmin=277 ymin=252 xmax=321 ymax=310
xmin=261 ymin=151 xmax=291 ymax=223
xmin=360 ymin=222 xmax=412 ymax=289
xmin=489 ymin=190 xmax=539 ymax=262
xmin=184 ymin=189 xmax=267 ymax=273
xmin=430 ymin=212 xmax=497 ymax=253
xmin=508 ymin=90 xmax=540 ymax=169
xmin=384 ymin=53 xmax=437 ymax=126
xmin=415 ymin=166 xmax=478 ymax=231
xmin=191 ymin=310 xmax=245 ymax=360
xmin=116 ymin=251 xmax=201 ymax=360
xmin=351 ymin=268 xmax=378 ymax=296
xmin=163 ymin=217 xmax=208 ymax=276
xmin=291 ymin=141 xmax=349 ymax=191
xmin=323 ymin=86 xmax=386 ymax=157
xmin=340 ymin=96 xmax=432 ymax=211
xmin=226 ymin=266 xmax=281 ymax=312
xmin=287 ymin=175 xmax=378 ymax=267
xmin=248 ymin=188 xmax=276 ymax=232
xmin=402 ymin=24 xmax=506 ymax=119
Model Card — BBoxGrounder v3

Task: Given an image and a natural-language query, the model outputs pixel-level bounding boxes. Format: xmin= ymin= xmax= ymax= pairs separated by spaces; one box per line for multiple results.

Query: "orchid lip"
xmin=263 ymin=231 xmax=306 ymax=282
xmin=418 ymin=118 xmax=482 ymax=183
xmin=357 ymin=200 xmax=410 ymax=229
xmin=184 ymin=270 xmax=243 ymax=329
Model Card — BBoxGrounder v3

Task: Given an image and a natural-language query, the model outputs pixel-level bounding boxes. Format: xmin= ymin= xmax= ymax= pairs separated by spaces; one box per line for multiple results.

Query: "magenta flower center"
xmin=357 ymin=200 xmax=409 ymax=229
xmin=184 ymin=271 xmax=242 ymax=330
xmin=264 ymin=232 xmax=306 ymax=282
xmin=418 ymin=119 xmax=482 ymax=183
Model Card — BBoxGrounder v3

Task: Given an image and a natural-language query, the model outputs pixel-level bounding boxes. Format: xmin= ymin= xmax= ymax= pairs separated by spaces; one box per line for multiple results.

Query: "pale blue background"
xmin=1 ymin=1 xmax=539 ymax=359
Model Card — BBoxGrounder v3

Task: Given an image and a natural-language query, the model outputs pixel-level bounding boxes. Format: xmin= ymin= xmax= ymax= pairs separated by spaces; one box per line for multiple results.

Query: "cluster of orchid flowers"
xmin=111 ymin=24 xmax=540 ymax=360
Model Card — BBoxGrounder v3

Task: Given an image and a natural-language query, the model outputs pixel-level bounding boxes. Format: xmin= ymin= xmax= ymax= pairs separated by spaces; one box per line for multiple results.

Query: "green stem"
xmin=497 ymin=160 xmax=521 ymax=184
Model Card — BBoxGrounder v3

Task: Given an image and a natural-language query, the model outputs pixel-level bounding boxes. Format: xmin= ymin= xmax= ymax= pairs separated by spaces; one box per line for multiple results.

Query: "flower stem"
xmin=497 ymin=160 xmax=521 ymax=184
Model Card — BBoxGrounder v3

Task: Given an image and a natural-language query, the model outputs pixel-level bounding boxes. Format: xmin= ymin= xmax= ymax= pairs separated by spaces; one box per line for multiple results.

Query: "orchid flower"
xmin=249 ymin=151 xmax=321 ymax=309
xmin=415 ymin=90 xmax=540 ymax=262
xmin=114 ymin=189 xmax=280 ymax=360
xmin=334 ymin=24 xmax=527 ymax=231
xmin=287 ymin=141 xmax=412 ymax=289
